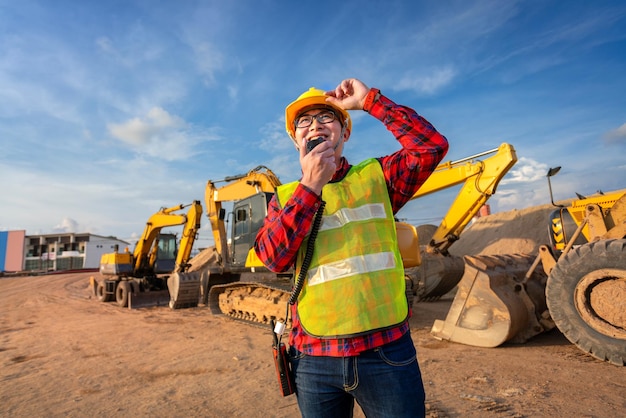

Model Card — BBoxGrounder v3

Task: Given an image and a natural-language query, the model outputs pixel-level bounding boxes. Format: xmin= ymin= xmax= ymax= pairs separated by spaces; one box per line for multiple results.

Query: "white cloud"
xmin=94 ymin=21 xmax=165 ymax=67
xmin=395 ymin=67 xmax=457 ymax=95
xmin=227 ymin=84 xmax=239 ymax=102
xmin=109 ymin=107 xmax=184 ymax=144
xmin=96 ymin=36 xmax=115 ymax=54
xmin=500 ymin=157 xmax=548 ymax=184
xmin=107 ymin=107 xmax=217 ymax=161
xmin=490 ymin=187 xmax=544 ymax=212
xmin=53 ymin=217 xmax=81 ymax=234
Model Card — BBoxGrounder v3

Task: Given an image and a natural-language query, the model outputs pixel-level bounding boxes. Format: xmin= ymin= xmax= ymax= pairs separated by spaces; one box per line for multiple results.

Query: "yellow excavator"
xmin=431 ymin=174 xmax=626 ymax=366
xmin=179 ymin=144 xmax=518 ymax=330
xmin=90 ymin=201 xmax=203 ymax=308
xmin=168 ymin=166 xmax=289 ymax=310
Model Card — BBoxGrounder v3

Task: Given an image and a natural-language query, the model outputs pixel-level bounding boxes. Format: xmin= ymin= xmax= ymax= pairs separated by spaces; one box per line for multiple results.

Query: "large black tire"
xmin=96 ymin=282 xmax=113 ymax=302
xmin=546 ymin=239 xmax=626 ymax=366
xmin=115 ymin=281 xmax=130 ymax=307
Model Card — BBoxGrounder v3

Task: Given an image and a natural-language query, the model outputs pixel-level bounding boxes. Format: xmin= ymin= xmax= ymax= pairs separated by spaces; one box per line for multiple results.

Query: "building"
xmin=0 ymin=231 xmax=129 ymax=273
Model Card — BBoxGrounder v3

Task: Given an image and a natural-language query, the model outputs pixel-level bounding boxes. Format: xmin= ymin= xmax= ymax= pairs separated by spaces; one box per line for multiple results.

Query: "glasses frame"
xmin=294 ymin=110 xmax=338 ymax=129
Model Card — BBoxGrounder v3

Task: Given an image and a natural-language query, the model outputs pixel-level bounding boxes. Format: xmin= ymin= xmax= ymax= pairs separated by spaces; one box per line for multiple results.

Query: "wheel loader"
xmin=168 ymin=144 xmax=519 ymax=330
xmin=89 ymin=201 xmax=203 ymax=308
xmin=431 ymin=181 xmax=626 ymax=366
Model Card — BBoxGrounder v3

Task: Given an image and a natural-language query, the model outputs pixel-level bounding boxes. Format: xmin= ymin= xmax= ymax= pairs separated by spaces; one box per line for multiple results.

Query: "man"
xmin=254 ymin=78 xmax=448 ymax=417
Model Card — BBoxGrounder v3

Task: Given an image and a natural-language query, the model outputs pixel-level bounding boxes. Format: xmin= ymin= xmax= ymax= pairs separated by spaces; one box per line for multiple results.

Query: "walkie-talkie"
xmin=270 ymin=319 xmax=295 ymax=396
xmin=306 ymin=137 xmax=325 ymax=154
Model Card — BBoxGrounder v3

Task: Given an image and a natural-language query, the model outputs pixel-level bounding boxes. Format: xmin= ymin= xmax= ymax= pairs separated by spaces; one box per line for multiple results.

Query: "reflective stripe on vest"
xmin=276 ymin=158 xmax=408 ymax=338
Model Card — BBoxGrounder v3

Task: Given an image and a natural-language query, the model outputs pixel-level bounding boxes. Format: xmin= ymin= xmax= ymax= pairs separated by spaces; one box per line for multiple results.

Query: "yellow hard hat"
xmin=285 ymin=87 xmax=352 ymax=142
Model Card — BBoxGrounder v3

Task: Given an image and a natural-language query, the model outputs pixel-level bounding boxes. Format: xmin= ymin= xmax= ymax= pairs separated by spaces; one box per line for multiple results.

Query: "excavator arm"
xmin=204 ymin=165 xmax=281 ymax=266
xmin=133 ymin=201 xmax=203 ymax=275
xmin=413 ymin=142 xmax=517 ymax=255
xmin=174 ymin=201 xmax=203 ymax=273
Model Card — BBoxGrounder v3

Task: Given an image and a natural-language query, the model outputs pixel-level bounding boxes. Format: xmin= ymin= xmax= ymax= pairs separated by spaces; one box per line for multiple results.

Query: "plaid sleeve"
xmin=369 ymin=92 xmax=449 ymax=212
xmin=254 ymin=183 xmax=322 ymax=272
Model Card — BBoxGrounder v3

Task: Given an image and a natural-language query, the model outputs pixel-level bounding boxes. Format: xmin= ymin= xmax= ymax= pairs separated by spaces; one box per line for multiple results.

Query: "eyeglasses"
xmin=295 ymin=111 xmax=337 ymax=129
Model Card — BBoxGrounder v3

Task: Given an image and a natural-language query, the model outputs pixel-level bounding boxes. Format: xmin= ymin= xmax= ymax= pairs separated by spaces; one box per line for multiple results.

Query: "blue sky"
xmin=1 ymin=0 xmax=625 ymax=250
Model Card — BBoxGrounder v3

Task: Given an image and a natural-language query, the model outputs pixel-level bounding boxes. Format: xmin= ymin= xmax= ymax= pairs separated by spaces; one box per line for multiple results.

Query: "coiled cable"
xmin=288 ymin=200 xmax=326 ymax=305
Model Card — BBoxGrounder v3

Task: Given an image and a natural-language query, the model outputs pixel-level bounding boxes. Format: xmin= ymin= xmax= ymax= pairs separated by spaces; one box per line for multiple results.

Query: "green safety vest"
xmin=276 ymin=159 xmax=408 ymax=338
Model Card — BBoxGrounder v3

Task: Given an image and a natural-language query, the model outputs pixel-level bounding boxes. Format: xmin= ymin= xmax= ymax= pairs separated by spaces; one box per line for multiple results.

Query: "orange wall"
xmin=5 ymin=230 xmax=26 ymax=271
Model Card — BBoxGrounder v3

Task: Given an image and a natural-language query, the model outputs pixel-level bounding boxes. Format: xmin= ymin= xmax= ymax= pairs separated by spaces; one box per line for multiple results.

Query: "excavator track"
xmin=208 ymin=281 xmax=293 ymax=329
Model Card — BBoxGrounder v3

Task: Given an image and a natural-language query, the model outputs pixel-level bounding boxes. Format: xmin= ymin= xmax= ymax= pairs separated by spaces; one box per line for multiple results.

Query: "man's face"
xmin=294 ymin=107 xmax=348 ymax=157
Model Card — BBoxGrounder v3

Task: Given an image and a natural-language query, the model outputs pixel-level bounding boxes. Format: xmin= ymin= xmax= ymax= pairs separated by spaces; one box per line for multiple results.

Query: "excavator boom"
xmin=204 ymin=166 xmax=281 ymax=266
xmin=174 ymin=201 xmax=203 ymax=273
xmin=414 ymin=142 xmax=517 ymax=254
xmin=131 ymin=201 xmax=203 ymax=275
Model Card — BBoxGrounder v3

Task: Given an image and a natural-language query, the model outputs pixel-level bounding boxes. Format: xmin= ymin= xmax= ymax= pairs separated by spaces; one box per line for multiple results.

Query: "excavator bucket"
xmin=431 ymin=254 xmax=553 ymax=347
xmin=167 ymin=271 xmax=202 ymax=309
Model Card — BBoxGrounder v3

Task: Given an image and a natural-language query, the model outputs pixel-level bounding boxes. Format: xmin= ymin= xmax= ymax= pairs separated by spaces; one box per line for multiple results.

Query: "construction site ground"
xmin=2 ymin=204 xmax=625 ymax=417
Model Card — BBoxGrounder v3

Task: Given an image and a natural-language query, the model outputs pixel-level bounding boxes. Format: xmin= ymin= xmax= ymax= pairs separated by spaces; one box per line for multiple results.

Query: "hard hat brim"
xmin=285 ymin=91 xmax=351 ymax=141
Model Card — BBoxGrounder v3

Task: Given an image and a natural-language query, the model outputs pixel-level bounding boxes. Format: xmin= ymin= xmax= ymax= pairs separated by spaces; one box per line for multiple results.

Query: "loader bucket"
xmin=167 ymin=271 xmax=202 ymax=309
xmin=431 ymin=254 xmax=552 ymax=347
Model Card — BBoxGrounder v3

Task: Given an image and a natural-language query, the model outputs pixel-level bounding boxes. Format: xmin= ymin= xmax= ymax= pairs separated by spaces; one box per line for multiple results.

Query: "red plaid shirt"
xmin=254 ymin=90 xmax=448 ymax=356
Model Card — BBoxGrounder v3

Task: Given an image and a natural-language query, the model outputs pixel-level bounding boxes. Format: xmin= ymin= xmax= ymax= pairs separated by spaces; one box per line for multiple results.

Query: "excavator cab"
xmin=99 ymin=233 xmax=178 ymax=276
xmin=153 ymin=233 xmax=178 ymax=273
xmin=231 ymin=193 xmax=271 ymax=267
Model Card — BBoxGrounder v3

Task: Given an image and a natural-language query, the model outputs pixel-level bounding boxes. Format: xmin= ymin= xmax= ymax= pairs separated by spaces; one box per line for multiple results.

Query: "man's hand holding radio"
xmin=299 ymin=137 xmax=335 ymax=195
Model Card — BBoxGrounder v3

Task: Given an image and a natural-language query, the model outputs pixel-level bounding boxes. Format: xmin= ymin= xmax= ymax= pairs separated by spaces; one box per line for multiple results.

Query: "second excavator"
xmin=168 ymin=165 xmax=291 ymax=316
xmin=90 ymin=200 xmax=203 ymax=308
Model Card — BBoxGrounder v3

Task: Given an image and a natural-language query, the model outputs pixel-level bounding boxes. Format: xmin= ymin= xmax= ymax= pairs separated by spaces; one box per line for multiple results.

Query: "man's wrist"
xmin=363 ymin=88 xmax=381 ymax=113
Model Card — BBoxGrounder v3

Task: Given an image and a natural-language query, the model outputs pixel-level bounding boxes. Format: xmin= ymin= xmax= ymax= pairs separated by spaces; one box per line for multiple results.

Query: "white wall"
xmin=84 ymin=239 xmax=130 ymax=268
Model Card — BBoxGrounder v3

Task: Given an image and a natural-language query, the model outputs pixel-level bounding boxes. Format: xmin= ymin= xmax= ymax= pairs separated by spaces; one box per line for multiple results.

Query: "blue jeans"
xmin=288 ymin=331 xmax=425 ymax=418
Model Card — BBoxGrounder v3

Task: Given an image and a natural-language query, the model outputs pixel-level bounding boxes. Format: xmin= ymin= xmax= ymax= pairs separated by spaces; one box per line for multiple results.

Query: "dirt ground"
xmin=2 ymin=204 xmax=626 ymax=417
xmin=1 ymin=271 xmax=624 ymax=418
